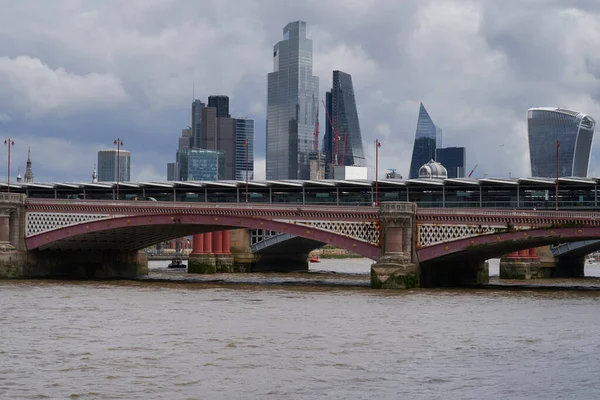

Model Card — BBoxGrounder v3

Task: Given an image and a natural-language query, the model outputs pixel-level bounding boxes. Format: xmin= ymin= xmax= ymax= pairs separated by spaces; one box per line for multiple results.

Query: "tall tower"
xmin=208 ymin=95 xmax=230 ymax=118
xmin=266 ymin=21 xmax=319 ymax=180
xmin=324 ymin=70 xmax=366 ymax=178
xmin=528 ymin=107 xmax=595 ymax=177
xmin=408 ymin=103 xmax=440 ymax=179
xmin=191 ymin=99 xmax=205 ymax=148
xmin=24 ymin=147 xmax=34 ymax=183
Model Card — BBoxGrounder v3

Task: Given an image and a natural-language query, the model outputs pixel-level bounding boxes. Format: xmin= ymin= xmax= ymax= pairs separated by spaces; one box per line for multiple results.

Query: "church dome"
xmin=418 ymin=159 xmax=448 ymax=179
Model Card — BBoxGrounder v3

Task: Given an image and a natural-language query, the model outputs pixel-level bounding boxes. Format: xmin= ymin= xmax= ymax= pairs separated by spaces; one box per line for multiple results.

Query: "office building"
xmin=179 ymin=148 xmax=226 ymax=181
xmin=167 ymin=162 xmax=179 ymax=181
xmin=528 ymin=107 xmax=596 ymax=177
xmin=191 ymin=99 xmax=205 ymax=148
xmin=436 ymin=147 xmax=466 ymax=179
xmin=217 ymin=117 xmax=237 ymax=180
xmin=235 ymin=118 xmax=255 ymax=180
xmin=266 ymin=21 xmax=319 ymax=180
xmin=208 ymin=95 xmax=230 ymax=118
xmin=323 ymin=70 xmax=366 ymax=178
xmin=408 ymin=103 xmax=440 ymax=179
xmin=97 ymin=149 xmax=131 ymax=182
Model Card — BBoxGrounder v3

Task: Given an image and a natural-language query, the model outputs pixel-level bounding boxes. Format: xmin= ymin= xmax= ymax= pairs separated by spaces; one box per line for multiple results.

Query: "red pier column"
xmin=213 ymin=231 xmax=223 ymax=254
xmin=204 ymin=232 xmax=213 ymax=254
xmin=518 ymin=249 xmax=529 ymax=258
xmin=222 ymin=230 xmax=231 ymax=254
xmin=191 ymin=234 xmax=204 ymax=255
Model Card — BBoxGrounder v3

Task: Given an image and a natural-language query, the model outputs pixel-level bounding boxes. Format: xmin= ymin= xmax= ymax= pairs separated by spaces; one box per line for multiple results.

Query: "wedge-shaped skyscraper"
xmin=408 ymin=103 xmax=441 ymax=179
xmin=266 ymin=21 xmax=319 ymax=180
xmin=528 ymin=107 xmax=595 ymax=177
xmin=323 ymin=71 xmax=366 ymax=178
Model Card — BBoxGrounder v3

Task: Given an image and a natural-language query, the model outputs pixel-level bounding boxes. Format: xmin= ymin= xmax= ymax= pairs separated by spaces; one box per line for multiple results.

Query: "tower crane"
xmin=468 ymin=164 xmax=478 ymax=178
xmin=312 ymin=96 xmax=319 ymax=153
xmin=322 ymin=100 xmax=340 ymax=165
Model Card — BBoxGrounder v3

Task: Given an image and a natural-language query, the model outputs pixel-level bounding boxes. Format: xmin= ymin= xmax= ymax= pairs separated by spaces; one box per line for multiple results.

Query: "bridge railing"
xmin=417 ymin=208 xmax=600 ymax=219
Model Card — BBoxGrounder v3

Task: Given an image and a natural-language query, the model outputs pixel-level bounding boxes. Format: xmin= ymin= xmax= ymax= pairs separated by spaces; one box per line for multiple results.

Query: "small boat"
xmin=309 ymin=255 xmax=321 ymax=263
xmin=168 ymin=257 xmax=186 ymax=268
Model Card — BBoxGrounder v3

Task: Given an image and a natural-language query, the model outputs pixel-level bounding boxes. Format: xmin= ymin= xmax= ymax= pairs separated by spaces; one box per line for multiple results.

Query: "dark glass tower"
xmin=191 ymin=99 xmax=205 ymax=148
xmin=409 ymin=103 xmax=440 ymax=179
xmin=436 ymin=147 xmax=466 ymax=178
xmin=528 ymin=107 xmax=595 ymax=177
xmin=323 ymin=70 xmax=366 ymax=178
xmin=208 ymin=95 xmax=230 ymax=118
xmin=266 ymin=21 xmax=319 ymax=180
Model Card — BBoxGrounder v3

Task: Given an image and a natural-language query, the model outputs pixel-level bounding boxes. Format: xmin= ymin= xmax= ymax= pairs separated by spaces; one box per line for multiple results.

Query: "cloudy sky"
xmin=1 ymin=0 xmax=600 ymax=182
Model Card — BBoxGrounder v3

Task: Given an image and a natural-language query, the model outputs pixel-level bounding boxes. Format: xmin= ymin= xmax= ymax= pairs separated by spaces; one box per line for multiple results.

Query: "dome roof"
xmin=418 ymin=159 xmax=448 ymax=179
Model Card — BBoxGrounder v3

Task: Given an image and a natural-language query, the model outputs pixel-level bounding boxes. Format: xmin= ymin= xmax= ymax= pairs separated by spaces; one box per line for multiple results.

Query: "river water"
xmin=2 ymin=259 xmax=600 ymax=399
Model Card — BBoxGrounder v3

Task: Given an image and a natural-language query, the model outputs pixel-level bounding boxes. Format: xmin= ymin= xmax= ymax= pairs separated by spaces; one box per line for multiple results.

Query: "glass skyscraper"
xmin=436 ymin=147 xmax=466 ymax=178
xmin=179 ymin=148 xmax=226 ymax=181
xmin=266 ymin=21 xmax=319 ymax=180
xmin=97 ymin=149 xmax=131 ymax=182
xmin=191 ymin=99 xmax=205 ymax=148
xmin=235 ymin=118 xmax=254 ymax=180
xmin=409 ymin=103 xmax=440 ymax=179
xmin=323 ymin=70 xmax=365 ymax=178
xmin=528 ymin=107 xmax=595 ymax=177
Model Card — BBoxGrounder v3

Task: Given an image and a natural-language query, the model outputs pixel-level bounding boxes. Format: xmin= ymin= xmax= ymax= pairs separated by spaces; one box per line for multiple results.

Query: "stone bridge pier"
xmin=371 ymin=203 xmax=420 ymax=289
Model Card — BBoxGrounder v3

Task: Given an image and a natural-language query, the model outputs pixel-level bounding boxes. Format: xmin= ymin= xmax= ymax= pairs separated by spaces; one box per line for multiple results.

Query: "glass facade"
xmin=235 ymin=118 xmax=255 ymax=180
xmin=409 ymin=103 xmax=440 ymax=179
xmin=191 ymin=99 xmax=205 ymax=148
xmin=179 ymin=148 xmax=226 ymax=181
xmin=97 ymin=149 xmax=131 ymax=182
xmin=436 ymin=147 xmax=466 ymax=178
xmin=266 ymin=21 xmax=319 ymax=180
xmin=208 ymin=95 xmax=230 ymax=118
xmin=324 ymin=71 xmax=366 ymax=175
xmin=528 ymin=108 xmax=595 ymax=177
xmin=324 ymin=92 xmax=333 ymax=178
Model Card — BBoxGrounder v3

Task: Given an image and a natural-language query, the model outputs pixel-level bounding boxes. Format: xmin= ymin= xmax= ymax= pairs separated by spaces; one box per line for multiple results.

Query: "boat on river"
xmin=168 ymin=257 xmax=186 ymax=268
xmin=309 ymin=255 xmax=321 ymax=263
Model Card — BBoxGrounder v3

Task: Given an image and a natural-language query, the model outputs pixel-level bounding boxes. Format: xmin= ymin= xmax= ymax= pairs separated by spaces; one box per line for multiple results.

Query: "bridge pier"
xmin=371 ymin=203 xmax=420 ymax=289
xmin=188 ymin=231 xmax=236 ymax=274
xmin=421 ymin=259 xmax=489 ymax=287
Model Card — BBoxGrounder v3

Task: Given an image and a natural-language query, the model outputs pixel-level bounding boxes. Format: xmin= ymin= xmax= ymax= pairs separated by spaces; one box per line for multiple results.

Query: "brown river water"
xmin=1 ymin=259 xmax=600 ymax=399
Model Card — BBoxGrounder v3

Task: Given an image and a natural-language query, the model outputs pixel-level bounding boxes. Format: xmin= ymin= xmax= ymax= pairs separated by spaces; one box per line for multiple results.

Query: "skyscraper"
xmin=436 ymin=147 xmax=466 ymax=178
xmin=179 ymin=148 xmax=226 ymax=181
xmin=191 ymin=99 xmax=205 ymax=148
xmin=323 ymin=71 xmax=366 ymax=178
xmin=97 ymin=149 xmax=131 ymax=182
xmin=266 ymin=21 xmax=319 ymax=180
xmin=528 ymin=107 xmax=595 ymax=177
xmin=208 ymin=95 xmax=230 ymax=118
xmin=409 ymin=103 xmax=440 ymax=179
xmin=235 ymin=118 xmax=254 ymax=180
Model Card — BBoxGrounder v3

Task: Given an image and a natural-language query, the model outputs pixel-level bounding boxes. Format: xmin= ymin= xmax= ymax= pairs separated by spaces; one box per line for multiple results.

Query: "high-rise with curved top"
xmin=266 ymin=21 xmax=319 ymax=180
xmin=527 ymin=107 xmax=595 ymax=177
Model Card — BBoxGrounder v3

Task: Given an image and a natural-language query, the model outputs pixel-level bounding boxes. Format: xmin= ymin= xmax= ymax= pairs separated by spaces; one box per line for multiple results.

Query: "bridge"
xmin=0 ymin=194 xmax=597 ymax=288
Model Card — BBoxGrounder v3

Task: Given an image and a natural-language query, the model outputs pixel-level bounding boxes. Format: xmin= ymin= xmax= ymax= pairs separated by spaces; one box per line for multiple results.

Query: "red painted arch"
xmin=417 ymin=227 xmax=600 ymax=262
xmin=26 ymin=213 xmax=381 ymax=260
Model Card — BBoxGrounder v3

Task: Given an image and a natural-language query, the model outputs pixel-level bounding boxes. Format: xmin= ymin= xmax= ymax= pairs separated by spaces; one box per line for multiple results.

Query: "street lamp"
xmin=4 ymin=139 xmax=14 ymax=193
xmin=114 ymin=138 xmax=123 ymax=200
xmin=556 ymin=140 xmax=560 ymax=211
xmin=375 ymin=139 xmax=381 ymax=206
xmin=244 ymin=139 xmax=249 ymax=203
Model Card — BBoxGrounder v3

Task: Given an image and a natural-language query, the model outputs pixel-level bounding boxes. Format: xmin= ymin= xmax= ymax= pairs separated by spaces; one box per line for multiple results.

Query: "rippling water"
xmin=2 ymin=259 xmax=600 ymax=399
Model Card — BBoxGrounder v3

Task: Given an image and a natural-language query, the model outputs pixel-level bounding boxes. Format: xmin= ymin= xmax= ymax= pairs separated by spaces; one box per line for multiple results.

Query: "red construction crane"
xmin=468 ymin=164 xmax=478 ymax=178
xmin=313 ymin=100 xmax=319 ymax=153
xmin=322 ymin=100 xmax=340 ymax=165
xmin=340 ymin=131 xmax=348 ymax=166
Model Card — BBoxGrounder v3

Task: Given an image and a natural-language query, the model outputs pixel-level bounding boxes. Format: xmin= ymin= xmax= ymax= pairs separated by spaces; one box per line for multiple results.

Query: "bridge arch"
xmin=417 ymin=226 xmax=600 ymax=263
xmin=26 ymin=213 xmax=380 ymax=260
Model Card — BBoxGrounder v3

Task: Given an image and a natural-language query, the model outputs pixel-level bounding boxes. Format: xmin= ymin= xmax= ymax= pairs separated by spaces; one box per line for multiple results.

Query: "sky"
xmin=1 ymin=0 xmax=600 ymax=182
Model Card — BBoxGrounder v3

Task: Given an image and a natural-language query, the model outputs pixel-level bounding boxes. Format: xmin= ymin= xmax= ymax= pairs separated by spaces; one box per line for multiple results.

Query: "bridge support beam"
xmin=188 ymin=230 xmax=235 ymax=274
xmin=554 ymin=255 xmax=585 ymax=278
xmin=499 ymin=249 xmax=546 ymax=279
xmin=24 ymin=250 xmax=148 ymax=279
xmin=371 ymin=203 xmax=419 ymax=289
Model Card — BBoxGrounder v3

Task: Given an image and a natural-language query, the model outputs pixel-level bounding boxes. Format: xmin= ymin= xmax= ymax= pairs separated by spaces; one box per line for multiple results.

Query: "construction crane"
xmin=322 ymin=100 xmax=340 ymax=165
xmin=468 ymin=164 xmax=478 ymax=178
xmin=312 ymin=96 xmax=319 ymax=153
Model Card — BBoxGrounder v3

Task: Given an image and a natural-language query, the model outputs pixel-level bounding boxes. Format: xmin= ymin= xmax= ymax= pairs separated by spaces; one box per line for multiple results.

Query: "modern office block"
xmin=323 ymin=71 xmax=365 ymax=178
xmin=528 ymin=107 xmax=595 ymax=177
xmin=408 ymin=103 xmax=440 ymax=179
xmin=97 ymin=149 xmax=131 ymax=182
xmin=208 ymin=95 xmax=230 ymax=118
xmin=217 ymin=117 xmax=237 ymax=180
xmin=436 ymin=147 xmax=466 ymax=178
xmin=167 ymin=162 xmax=179 ymax=181
xmin=179 ymin=148 xmax=226 ymax=181
xmin=191 ymin=99 xmax=205 ymax=148
xmin=235 ymin=118 xmax=255 ymax=180
xmin=266 ymin=21 xmax=319 ymax=180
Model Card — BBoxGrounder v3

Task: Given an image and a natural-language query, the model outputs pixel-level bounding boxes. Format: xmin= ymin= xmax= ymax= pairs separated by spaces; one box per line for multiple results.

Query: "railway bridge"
xmin=0 ymin=194 xmax=598 ymax=288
